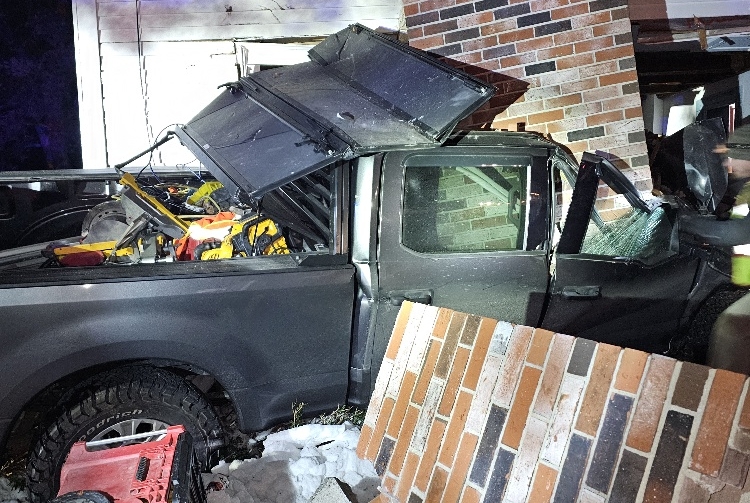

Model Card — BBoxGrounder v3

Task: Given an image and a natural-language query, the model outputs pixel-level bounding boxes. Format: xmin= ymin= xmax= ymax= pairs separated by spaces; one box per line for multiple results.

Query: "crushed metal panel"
xmin=177 ymin=24 xmax=494 ymax=200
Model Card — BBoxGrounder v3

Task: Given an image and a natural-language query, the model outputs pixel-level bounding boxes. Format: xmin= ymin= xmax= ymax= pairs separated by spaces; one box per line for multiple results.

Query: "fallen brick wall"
xmin=358 ymin=302 xmax=750 ymax=502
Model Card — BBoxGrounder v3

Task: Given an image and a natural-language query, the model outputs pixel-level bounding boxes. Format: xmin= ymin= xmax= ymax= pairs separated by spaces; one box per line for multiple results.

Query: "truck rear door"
xmin=371 ymin=147 xmax=552 ymax=384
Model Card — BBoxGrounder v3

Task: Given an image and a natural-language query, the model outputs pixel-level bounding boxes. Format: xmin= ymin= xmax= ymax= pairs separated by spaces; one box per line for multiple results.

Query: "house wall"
xmin=628 ymin=0 xmax=750 ymax=21
xmin=402 ymin=0 xmax=653 ymax=201
xmin=73 ymin=0 xmax=404 ymax=168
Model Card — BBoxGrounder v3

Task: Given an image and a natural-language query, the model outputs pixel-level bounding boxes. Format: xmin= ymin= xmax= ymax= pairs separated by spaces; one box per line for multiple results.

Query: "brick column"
xmin=402 ymin=0 xmax=652 ymax=195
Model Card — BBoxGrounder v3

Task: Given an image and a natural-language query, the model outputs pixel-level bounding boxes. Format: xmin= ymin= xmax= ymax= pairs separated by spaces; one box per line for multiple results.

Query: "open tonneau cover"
xmin=174 ymin=24 xmax=494 ymax=200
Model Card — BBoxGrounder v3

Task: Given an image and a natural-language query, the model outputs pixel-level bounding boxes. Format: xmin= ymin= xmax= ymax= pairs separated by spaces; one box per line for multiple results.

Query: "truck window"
xmin=402 ymin=164 xmax=527 ymax=253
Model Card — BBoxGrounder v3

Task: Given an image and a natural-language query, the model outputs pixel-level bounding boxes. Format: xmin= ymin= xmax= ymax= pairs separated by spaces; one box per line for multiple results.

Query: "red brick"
xmin=499 ymin=27 xmax=535 ymax=44
xmin=387 ymin=405 xmax=419 ymax=477
xmin=561 ymin=76 xmax=598 ymax=93
xmin=533 ymin=334 xmax=575 ymax=418
xmin=624 ymin=106 xmax=643 ymax=119
xmin=458 ymin=11 xmax=494 ymax=28
xmin=415 ymin=419 xmax=447 ymax=492
xmin=557 ymin=53 xmax=596 ymax=70
xmin=691 ymin=370 xmax=747 ymax=477
xmin=410 ymin=34 xmax=445 ymax=51
xmin=366 ymin=397 xmax=395 ymax=460
xmin=394 ymin=451 xmax=420 ymax=502
xmin=413 ymin=340 xmax=442 ymax=404
xmin=574 ymin=36 xmax=614 ymax=54
xmin=528 ymin=464 xmax=558 ymax=503
xmin=424 ymin=20 xmax=461 ymax=37
xmin=498 ymin=52 xmax=538 ymax=69
xmin=551 ymin=2 xmax=589 ymax=19
xmin=462 ymin=35 xmax=500 ymax=52
xmin=576 ymin=343 xmax=620 ymax=436
xmin=571 ymin=11 xmax=612 ymax=29
xmin=407 ymin=27 xmax=424 ymax=40
xmin=739 ymin=383 xmax=750 ymax=429
xmin=516 ymin=35 xmax=554 ymax=52
xmin=438 ymin=347 xmax=470 ymax=416
xmin=527 ymin=329 xmax=554 ymax=366
xmin=442 ymin=432 xmax=479 ymax=502
xmin=502 ymin=365 xmax=543 ymax=449
xmin=385 ymin=302 xmax=413 ymax=360
xmin=403 ymin=4 xmax=419 ymax=16
xmin=599 ymin=69 xmax=638 ymax=87
xmin=596 ymin=45 xmax=635 ymax=63
xmin=602 ymin=94 xmax=641 ymax=112
xmin=593 ymin=18 xmax=631 ymax=37
xmin=462 ymin=318 xmax=497 ymax=390
xmin=614 ymin=348 xmax=649 ymax=394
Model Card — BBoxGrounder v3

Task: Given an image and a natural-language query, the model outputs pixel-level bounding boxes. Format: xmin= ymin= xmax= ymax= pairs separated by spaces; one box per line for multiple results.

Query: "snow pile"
xmin=0 ymin=478 xmax=28 ymax=503
xmin=206 ymin=423 xmax=380 ymax=503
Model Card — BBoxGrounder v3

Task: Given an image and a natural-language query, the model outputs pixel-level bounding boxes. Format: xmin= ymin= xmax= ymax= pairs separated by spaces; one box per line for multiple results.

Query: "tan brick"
xmin=462 ymin=318 xmax=497 ymax=390
xmin=626 ymin=355 xmax=677 ymax=453
xmin=576 ymin=343 xmax=620 ymax=436
xmin=516 ymin=35 xmax=554 ymax=52
xmin=537 ymin=43 xmax=574 ymax=60
xmin=385 ymin=302 xmax=413 ymax=360
xmin=356 ymin=424 xmax=373 ymax=459
xmin=534 ymin=333 xmax=575 ymax=418
xmin=541 ymin=375 xmax=585 ymax=466
xmin=480 ymin=19 xmax=518 ymax=37
xmin=387 ymin=371 xmax=417 ymax=438
xmin=467 ymin=353 xmax=503 ymax=433
xmin=691 ymin=370 xmax=747 ymax=477
xmin=366 ymin=397 xmax=395 ymax=460
xmin=461 ymin=486 xmax=482 ymax=503
xmin=367 ymin=494 xmax=388 ymax=503
xmin=387 ymin=405 xmax=419 ymax=477
xmin=528 ymin=463 xmax=558 ymax=503
xmin=587 ymin=110 xmax=625 ymax=127
xmin=436 ymin=312 xmax=467 ymax=378
xmin=505 ymin=417 xmax=548 ymax=502
xmin=364 ymin=359 xmax=394 ymax=427
xmin=614 ymin=348 xmax=649 ymax=394
xmin=592 ymin=18 xmax=631 ymax=37
xmin=441 ymin=432 xmax=479 ymax=503
xmin=571 ymin=10 xmax=612 ymax=29
xmin=528 ymin=108 xmax=565 ymax=125
xmin=530 ymin=0 xmax=569 ymax=10
xmin=545 ymin=93 xmax=583 ymax=109
xmin=438 ymin=347 xmax=470 ymax=416
xmin=412 ymin=340 xmax=442 ymax=405
xmin=527 ymin=328 xmax=555 ymax=366
xmin=412 ymin=379 xmax=445 ymax=453
xmin=438 ymin=390 xmax=473 ymax=467
xmin=502 ymin=365 xmax=543 ymax=450
xmin=554 ymin=26 xmax=593 ymax=45
xmin=383 ymin=475 xmax=397 ymax=495
xmin=561 ymin=76 xmax=599 ymax=94
xmin=457 ymin=11 xmax=494 ymax=28
xmin=395 ymin=451 xmax=420 ymax=502
xmin=493 ymin=325 xmax=534 ymax=407
xmin=432 ymin=307 xmax=452 ymax=340
xmin=415 ymin=419 xmax=447 ymax=492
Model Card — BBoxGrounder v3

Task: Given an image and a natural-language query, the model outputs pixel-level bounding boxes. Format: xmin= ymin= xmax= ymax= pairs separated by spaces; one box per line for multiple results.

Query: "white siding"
xmin=75 ymin=0 xmax=404 ymax=168
xmin=629 ymin=0 xmax=750 ymax=21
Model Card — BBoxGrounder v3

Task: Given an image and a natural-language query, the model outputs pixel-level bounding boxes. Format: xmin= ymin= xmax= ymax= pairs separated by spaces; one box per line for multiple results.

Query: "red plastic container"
xmin=57 ymin=425 xmax=206 ymax=503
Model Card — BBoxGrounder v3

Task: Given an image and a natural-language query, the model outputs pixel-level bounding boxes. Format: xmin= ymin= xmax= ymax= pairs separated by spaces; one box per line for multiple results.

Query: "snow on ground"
xmin=206 ymin=422 xmax=380 ymax=503
xmin=0 ymin=423 xmax=379 ymax=503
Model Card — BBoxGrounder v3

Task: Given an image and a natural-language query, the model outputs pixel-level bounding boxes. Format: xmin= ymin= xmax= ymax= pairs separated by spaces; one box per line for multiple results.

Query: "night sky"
xmin=0 ymin=1 xmax=82 ymax=171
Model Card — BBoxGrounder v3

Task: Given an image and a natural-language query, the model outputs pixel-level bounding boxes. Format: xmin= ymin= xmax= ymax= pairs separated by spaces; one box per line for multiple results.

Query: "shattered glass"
xmin=580 ymin=206 xmax=672 ymax=262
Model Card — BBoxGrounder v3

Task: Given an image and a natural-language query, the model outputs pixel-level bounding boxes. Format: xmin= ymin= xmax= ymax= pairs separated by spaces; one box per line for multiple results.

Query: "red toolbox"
xmin=56 ymin=426 xmax=206 ymax=503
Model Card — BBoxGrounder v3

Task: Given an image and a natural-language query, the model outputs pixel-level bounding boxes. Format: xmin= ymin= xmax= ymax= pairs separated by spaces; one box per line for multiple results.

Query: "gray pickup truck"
xmin=0 ymin=25 xmax=740 ymax=501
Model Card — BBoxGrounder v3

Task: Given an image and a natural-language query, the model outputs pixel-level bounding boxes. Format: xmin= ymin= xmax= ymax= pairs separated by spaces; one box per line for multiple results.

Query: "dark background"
xmin=0 ymin=1 xmax=82 ymax=171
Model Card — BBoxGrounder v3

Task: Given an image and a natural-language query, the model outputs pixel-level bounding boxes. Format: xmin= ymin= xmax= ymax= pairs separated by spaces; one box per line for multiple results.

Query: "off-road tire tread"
xmin=27 ymin=366 xmax=223 ymax=503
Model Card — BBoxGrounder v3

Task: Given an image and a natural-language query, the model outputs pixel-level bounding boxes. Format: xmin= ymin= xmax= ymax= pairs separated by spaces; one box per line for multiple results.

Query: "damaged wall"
xmin=73 ymin=0 xmax=405 ymax=168
xmin=402 ymin=0 xmax=653 ymax=203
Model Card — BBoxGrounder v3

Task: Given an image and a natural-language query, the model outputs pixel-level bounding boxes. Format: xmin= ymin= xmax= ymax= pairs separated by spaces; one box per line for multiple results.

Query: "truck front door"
xmin=371 ymin=148 xmax=552 ymax=385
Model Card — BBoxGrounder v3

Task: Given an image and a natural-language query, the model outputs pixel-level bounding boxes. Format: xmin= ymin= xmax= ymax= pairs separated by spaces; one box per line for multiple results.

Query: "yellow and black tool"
xmin=195 ymin=216 xmax=288 ymax=260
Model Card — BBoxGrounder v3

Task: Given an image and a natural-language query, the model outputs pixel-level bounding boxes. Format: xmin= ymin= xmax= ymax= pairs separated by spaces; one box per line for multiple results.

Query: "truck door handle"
xmin=561 ymin=285 xmax=601 ymax=300
xmin=388 ymin=290 xmax=433 ymax=306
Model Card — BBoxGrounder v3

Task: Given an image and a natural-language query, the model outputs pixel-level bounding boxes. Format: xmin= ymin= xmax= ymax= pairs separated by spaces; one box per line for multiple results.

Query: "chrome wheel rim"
xmin=89 ymin=418 xmax=169 ymax=449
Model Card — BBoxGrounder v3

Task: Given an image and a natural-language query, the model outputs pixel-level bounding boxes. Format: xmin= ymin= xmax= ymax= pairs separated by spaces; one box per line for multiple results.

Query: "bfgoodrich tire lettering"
xmin=27 ymin=366 xmax=224 ymax=502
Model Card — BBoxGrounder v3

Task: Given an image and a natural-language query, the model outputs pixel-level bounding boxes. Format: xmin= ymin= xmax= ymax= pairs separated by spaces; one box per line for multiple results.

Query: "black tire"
xmin=27 ymin=366 xmax=224 ymax=502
